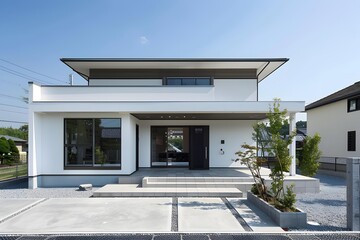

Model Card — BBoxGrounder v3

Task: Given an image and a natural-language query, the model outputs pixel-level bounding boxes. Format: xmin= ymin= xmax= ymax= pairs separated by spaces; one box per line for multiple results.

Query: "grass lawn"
xmin=0 ymin=164 xmax=27 ymax=181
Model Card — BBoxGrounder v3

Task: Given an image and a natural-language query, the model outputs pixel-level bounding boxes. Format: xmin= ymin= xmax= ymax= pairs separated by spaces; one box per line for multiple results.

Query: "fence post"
xmin=335 ymin=157 xmax=337 ymax=172
xmin=16 ymin=163 xmax=18 ymax=179
xmin=347 ymin=158 xmax=360 ymax=231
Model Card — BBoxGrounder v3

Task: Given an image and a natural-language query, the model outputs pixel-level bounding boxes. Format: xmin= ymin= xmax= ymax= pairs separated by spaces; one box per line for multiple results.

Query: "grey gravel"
xmin=292 ymin=173 xmax=347 ymax=231
xmin=0 ymin=187 xmax=97 ymax=198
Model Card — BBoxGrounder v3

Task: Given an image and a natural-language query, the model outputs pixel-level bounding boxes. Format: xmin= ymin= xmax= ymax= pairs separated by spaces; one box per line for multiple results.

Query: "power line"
xmin=0 ymin=65 xmax=53 ymax=84
xmin=0 ymin=109 xmax=27 ymax=115
xmin=0 ymin=103 xmax=27 ymax=109
xmin=0 ymin=120 xmax=27 ymax=124
xmin=0 ymin=93 xmax=24 ymax=101
xmin=0 ymin=58 xmax=67 ymax=84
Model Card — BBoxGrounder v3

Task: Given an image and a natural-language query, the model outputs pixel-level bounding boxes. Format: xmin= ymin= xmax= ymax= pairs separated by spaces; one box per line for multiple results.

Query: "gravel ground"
xmin=0 ymin=180 xmax=97 ymax=198
xmin=292 ymin=173 xmax=347 ymax=231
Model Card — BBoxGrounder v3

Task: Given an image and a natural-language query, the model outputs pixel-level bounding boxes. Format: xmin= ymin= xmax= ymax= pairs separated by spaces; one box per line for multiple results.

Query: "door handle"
xmin=205 ymin=146 xmax=208 ymax=159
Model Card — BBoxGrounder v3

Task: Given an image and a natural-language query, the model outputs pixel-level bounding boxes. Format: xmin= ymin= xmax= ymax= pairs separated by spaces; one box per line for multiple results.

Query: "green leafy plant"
xmin=235 ymin=144 xmax=268 ymax=201
xmin=95 ymin=147 xmax=106 ymax=165
xmin=281 ymin=184 xmax=297 ymax=211
xmin=299 ymin=133 xmax=321 ymax=177
xmin=267 ymin=99 xmax=296 ymax=208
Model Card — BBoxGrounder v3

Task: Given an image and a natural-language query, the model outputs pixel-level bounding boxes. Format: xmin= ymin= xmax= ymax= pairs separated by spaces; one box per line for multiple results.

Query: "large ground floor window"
xmin=64 ymin=118 xmax=121 ymax=169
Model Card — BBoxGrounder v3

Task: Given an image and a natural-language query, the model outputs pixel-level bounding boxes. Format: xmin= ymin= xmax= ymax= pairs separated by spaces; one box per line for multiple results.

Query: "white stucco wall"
xmin=138 ymin=119 xmax=256 ymax=168
xmin=89 ymin=79 xmax=163 ymax=86
xmin=37 ymin=79 xmax=257 ymax=102
xmin=307 ymin=99 xmax=360 ymax=158
xmin=30 ymin=114 xmax=256 ymax=181
xmin=30 ymin=112 xmax=137 ymax=176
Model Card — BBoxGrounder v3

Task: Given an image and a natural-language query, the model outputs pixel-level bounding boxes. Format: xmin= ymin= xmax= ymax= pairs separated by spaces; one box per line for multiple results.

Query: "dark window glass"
xmin=167 ymin=78 xmax=182 ymax=85
xmin=348 ymin=131 xmax=356 ymax=151
xmin=182 ymin=78 xmax=196 ymax=85
xmin=64 ymin=119 xmax=93 ymax=166
xmin=196 ymin=78 xmax=211 ymax=85
xmin=166 ymin=77 xmax=211 ymax=86
xmin=94 ymin=119 xmax=121 ymax=166
xmin=64 ymin=118 xmax=121 ymax=168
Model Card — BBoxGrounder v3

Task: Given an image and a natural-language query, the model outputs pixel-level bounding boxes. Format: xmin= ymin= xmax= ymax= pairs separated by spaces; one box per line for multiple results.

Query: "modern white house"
xmin=306 ymin=81 xmax=360 ymax=163
xmin=28 ymin=58 xmax=304 ymax=189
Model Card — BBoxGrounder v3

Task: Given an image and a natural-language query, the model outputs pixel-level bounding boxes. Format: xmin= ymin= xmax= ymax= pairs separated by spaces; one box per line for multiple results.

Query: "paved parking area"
xmin=0 ymin=197 xmax=282 ymax=234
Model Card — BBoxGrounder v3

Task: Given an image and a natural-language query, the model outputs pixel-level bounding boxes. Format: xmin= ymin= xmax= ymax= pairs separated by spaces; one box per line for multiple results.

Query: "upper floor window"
xmin=165 ymin=77 xmax=212 ymax=86
xmin=348 ymin=97 xmax=360 ymax=112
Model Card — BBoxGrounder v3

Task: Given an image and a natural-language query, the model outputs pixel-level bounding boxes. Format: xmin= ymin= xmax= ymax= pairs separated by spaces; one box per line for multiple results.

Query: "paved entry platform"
xmin=0 ymin=197 xmax=283 ymax=234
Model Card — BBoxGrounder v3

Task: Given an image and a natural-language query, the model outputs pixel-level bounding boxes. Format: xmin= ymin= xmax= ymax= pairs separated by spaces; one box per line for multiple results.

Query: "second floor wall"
xmin=33 ymin=79 xmax=257 ymax=102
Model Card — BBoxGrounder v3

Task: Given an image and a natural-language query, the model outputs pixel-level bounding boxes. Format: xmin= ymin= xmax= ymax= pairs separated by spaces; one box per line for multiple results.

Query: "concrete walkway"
xmin=0 ymin=197 xmax=282 ymax=234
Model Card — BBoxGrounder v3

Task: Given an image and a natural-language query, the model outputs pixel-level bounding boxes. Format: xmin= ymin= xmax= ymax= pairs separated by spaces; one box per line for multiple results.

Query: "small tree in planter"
xmin=236 ymin=99 xmax=297 ymax=212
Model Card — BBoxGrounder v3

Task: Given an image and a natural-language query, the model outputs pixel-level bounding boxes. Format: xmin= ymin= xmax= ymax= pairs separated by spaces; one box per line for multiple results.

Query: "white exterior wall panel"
xmin=307 ymin=99 xmax=360 ymax=158
xmin=214 ymin=79 xmax=257 ymax=101
xmin=38 ymin=79 xmax=257 ymax=102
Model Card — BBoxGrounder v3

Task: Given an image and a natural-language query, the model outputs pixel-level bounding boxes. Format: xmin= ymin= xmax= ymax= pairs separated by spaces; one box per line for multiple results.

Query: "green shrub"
xmin=299 ymin=133 xmax=321 ymax=177
xmin=281 ymin=185 xmax=296 ymax=211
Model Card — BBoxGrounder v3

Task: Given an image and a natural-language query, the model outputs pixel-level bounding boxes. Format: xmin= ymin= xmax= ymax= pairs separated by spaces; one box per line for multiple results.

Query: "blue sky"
xmin=1 ymin=0 xmax=360 ymax=127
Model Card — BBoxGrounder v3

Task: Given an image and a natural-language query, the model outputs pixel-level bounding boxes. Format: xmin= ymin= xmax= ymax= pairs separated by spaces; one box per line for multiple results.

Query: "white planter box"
xmin=247 ymin=191 xmax=307 ymax=228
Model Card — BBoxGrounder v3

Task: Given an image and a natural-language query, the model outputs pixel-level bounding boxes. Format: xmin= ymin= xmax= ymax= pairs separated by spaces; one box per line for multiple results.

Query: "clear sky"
xmin=1 ymin=0 xmax=360 ymax=127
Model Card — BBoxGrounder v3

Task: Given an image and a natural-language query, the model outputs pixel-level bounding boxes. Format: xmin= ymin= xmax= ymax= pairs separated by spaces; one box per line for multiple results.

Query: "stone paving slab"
xmin=0 ymin=199 xmax=41 ymax=221
xmin=0 ymin=198 xmax=172 ymax=233
xmin=227 ymin=198 xmax=283 ymax=233
xmin=178 ymin=198 xmax=245 ymax=232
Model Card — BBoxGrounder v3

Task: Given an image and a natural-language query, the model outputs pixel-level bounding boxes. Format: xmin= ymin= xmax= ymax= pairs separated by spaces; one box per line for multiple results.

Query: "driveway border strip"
xmin=0 ymin=198 xmax=49 ymax=225
xmin=221 ymin=197 xmax=253 ymax=232
xmin=171 ymin=197 xmax=178 ymax=232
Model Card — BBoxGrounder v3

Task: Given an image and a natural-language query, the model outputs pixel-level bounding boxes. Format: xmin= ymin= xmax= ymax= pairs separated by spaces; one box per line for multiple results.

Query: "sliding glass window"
xmin=64 ymin=118 xmax=121 ymax=169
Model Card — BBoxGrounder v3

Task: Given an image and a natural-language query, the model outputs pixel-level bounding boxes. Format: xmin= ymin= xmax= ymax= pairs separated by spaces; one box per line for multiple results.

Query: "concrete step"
xmin=93 ymin=184 xmax=243 ymax=198
xmin=142 ymin=181 xmax=254 ymax=189
xmin=143 ymin=176 xmax=254 ymax=183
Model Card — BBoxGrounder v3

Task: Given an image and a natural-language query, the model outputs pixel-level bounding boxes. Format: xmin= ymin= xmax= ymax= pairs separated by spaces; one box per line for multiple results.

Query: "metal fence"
xmin=318 ymin=157 xmax=347 ymax=173
xmin=0 ymin=163 xmax=28 ymax=181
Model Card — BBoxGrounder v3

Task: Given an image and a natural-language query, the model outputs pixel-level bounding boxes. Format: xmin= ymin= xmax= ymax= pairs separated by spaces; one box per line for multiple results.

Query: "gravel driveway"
xmin=294 ymin=173 xmax=347 ymax=231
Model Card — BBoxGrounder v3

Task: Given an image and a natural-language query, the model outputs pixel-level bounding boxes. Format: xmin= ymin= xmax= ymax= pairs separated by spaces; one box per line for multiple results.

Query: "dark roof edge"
xmin=305 ymin=83 xmax=360 ymax=111
xmin=60 ymin=58 xmax=289 ymax=62
xmin=60 ymin=59 xmax=89 ymax=80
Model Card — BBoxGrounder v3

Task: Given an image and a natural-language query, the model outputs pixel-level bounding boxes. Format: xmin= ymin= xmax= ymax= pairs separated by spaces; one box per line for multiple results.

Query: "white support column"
xmin=28 ymin=111 xmax=38 ymax=189
xmin=289 ymin=113 xmax=296 ymax=176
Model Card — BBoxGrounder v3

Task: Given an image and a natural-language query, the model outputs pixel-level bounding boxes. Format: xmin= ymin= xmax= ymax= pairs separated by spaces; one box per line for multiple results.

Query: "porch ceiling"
xmin=131 ymin=113 xmax=267 ymax=120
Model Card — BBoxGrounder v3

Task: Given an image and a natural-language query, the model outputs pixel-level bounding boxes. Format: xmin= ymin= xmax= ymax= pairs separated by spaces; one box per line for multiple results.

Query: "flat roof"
xmin=60 ymin=58 xmax=288 ymax=82
xmin=306 ymin=81 xmax=360 ymax=111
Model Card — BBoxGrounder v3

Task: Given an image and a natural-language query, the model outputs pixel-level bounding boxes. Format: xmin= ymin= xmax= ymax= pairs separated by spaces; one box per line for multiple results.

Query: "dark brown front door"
xmin=189 ymin=126 xmax=209 ymax=170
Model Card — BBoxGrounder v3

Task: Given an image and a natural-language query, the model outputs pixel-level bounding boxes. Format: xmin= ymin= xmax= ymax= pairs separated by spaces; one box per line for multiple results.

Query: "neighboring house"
xmin=28 ymin=58 xmax=304 ymax=188
xmin=0 ymin=135 xmax=27 ymax=162
xmin=306 ymin=81 xmax=360 ymax=162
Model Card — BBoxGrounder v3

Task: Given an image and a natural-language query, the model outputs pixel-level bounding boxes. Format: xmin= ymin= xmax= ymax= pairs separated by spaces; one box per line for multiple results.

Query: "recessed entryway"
xmin=151 ymin=126 xmax=209 ymax=169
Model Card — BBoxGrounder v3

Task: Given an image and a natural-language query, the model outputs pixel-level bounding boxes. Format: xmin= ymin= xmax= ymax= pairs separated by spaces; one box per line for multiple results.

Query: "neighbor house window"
xmin=348 ymin=131 xmax=356 ymax=151
xmin=348 ymin=97 xmax=360 ymax=112
xmin=64 ymin=118 xmax=121 ymax=168
xmin=165 ymin=77 xmax=212 ymax=86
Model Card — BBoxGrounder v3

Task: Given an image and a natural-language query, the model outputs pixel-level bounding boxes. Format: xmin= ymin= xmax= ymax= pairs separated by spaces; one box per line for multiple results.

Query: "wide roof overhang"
xmin=60 ymin=58 xmax=288 ymax=82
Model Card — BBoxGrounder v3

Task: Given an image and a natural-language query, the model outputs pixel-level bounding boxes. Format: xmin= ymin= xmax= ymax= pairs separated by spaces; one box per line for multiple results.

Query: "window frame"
xmin=64 ymin=118 xmax=122 ymax=170
xmin=164 ymin=77 xmax=213 ymax=86
xmin=348 ymin=97 xmax=360 ymax=112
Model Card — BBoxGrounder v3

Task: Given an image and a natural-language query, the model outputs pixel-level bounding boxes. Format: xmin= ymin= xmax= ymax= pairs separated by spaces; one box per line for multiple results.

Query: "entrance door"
xmin=189 ymin=126 xmax=209 ymax=170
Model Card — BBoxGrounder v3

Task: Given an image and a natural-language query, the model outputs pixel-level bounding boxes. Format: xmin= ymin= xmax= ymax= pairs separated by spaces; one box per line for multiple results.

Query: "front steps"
xmin=93 ymin=176 xmax=252 ymax=197
xmin=142 ymin=177 xmax=254 ymax=193
xmin=93 ymin=184 xmax=243 ymax=197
